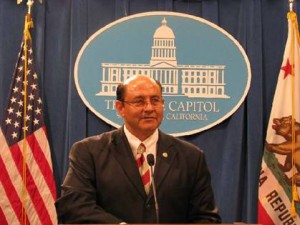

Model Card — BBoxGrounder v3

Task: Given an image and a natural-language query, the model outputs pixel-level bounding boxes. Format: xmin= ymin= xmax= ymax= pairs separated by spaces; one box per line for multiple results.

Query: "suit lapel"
xmin=111 ymin=128 xmax=177 ymax=201
xmin=110 ymin=128 xmax=146 ymax=198
xmin=146 ymin=131 xmax=177 ymax=201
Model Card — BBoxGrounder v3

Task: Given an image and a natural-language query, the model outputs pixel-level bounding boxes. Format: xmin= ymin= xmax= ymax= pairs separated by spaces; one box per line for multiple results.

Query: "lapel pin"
xmin=162 ymin=152 xmax=168 ymax=158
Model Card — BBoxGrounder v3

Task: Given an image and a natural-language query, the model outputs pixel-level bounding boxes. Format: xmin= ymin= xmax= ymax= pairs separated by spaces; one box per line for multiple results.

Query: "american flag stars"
xmin=0 ymin=14 xmax=57 ymax=225
xmin=2 ymin=42 xmax=43 ymax=146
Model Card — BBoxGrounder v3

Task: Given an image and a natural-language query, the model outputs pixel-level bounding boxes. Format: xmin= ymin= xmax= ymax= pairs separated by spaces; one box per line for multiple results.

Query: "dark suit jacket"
xmin=55 ymin=127 xmax=221 ymax=224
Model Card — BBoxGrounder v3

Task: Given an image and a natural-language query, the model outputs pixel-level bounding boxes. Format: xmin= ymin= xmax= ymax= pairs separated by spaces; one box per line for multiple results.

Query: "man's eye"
xmin=151 ymin=99 xmax=159 ymax=104
xmin=133 ymin=100 xmax=145 ymax=106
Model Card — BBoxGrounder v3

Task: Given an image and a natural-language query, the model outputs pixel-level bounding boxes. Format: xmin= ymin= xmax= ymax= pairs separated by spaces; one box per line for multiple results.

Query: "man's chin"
xmin=140 ymin=123 xmax=158 ymax=132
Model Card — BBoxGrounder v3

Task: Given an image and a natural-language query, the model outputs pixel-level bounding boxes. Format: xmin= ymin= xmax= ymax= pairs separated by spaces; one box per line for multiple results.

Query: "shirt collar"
xmin=124 ymin=125 xmax=158 ymax=156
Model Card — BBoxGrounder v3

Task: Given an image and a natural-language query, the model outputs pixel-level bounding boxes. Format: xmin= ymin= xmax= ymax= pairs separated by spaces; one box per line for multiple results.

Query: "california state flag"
xmin=258 ymin=11 xmax=300 ymax=225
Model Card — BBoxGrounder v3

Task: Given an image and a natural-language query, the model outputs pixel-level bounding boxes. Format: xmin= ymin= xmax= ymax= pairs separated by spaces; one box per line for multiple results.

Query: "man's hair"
xmin=116 ymin=77 xmax=162 ymax=101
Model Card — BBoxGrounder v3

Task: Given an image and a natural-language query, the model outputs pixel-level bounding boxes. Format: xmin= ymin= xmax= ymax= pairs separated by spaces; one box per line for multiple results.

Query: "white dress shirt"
xmin=124 ymin=125 xmax=158 ymax=169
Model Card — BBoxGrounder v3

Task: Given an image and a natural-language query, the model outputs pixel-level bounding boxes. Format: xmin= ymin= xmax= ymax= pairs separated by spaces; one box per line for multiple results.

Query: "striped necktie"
xmin=136 ymin=143 xmax=151 ymax=194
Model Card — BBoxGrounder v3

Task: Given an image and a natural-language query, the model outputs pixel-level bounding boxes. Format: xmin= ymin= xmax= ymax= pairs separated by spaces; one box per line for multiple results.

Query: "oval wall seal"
xmin=74 ymin=11 xmax=251 ymax=136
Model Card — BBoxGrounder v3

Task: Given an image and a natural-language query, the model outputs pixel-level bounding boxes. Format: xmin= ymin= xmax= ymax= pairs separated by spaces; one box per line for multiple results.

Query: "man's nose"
xmin=143 ymin=101 xmax=155 ymax=110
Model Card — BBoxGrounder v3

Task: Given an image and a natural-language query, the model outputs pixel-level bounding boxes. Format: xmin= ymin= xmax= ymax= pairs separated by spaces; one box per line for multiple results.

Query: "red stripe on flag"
xmin=0 ymin=156 xmax=29 ymax=225
xmin=0 ymin=206 xmax=9 ymax=225
xmin=42 ymin=126 xmax=47 ymax=136
xmin=26 ymin=130 xmax=56 ymax=199
xmin=0 ymin=17 xmax=57 ymax=224
xmin=9 ymin=143 xmax=53 ymax=224
xmin=258 ymin=200 xmax=275 ymax=225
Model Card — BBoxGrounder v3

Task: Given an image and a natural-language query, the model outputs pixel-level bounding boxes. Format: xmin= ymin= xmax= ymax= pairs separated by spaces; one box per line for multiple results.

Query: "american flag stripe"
xmin=1 ymin=131 xmax=55 ymax=224
xmin=1 ymin=135 xmax=50 ymax=224
xmin=14 ymin=141 xmax=54 ymax=225
xmin=26 ymin=128 xmax=56 ymax=198
xmin=0 ymin=15 xmax=57 ymax=224
xmin=0 ymin=154 xmax=28 ymax=224
xmin=0 ymin=131 xmax=26 ymax=224
xmin=0 ymin=198 xmax=9 ymax=225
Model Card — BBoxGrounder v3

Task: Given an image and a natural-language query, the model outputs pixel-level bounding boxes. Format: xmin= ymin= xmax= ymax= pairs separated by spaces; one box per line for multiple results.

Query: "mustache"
xmin=141 ymin=114 xmax=156 ymax=118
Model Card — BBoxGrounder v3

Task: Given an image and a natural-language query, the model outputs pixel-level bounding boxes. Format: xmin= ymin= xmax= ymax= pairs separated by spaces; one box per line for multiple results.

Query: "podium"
xmin=59 ymin=224 xmax=261 ymax=225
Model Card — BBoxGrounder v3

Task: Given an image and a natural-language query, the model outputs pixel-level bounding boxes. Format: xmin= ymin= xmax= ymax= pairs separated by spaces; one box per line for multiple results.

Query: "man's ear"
xmin=115 ymin=100 xmax=125 ymax=117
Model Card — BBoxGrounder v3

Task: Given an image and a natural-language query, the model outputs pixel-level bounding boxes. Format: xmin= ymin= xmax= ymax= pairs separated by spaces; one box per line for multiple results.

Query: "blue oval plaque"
xmin=74 ymin=11 xmax=251 ymax=136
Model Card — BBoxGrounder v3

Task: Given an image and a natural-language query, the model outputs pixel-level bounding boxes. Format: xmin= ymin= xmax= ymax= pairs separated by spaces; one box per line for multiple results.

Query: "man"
xmin=55 ymin=75 xmax=221 ymax=224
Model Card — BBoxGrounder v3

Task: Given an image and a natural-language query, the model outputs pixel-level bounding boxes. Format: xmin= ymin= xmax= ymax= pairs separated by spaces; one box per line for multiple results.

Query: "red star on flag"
xmin=281 ymin=58 xmax=293 ymax=79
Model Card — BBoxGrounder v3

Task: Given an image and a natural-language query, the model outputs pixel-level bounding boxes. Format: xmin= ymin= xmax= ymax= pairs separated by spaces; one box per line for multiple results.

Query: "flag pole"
xmin=21 ymin=1 xmax=35 ymax=224
xmin=0 ymin=0 xmax=56 ymax=223
xmin=289 ymin=0 xmax=294 ymax=12
xmin=259 ymin=2 xmax=300 ymax=223
xmin=287 ymin=0 xmax=300 ymax=217
xmin=27 ymin=0 xmax=34 ymax=14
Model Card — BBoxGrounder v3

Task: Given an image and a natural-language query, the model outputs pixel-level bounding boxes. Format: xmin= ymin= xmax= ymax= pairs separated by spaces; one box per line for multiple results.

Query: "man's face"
xmin=116 ymin=76 xmax=164 ymax=141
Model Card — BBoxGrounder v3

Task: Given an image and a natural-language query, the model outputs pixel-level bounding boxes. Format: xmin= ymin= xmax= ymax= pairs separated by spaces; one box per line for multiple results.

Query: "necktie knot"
xmin=137 ymin=143 xmax=146 ymax=154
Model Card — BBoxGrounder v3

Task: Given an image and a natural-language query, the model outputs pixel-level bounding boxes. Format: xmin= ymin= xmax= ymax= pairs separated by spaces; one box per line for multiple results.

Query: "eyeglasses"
xmin=121 ymin=97 xmax=164 ymax=108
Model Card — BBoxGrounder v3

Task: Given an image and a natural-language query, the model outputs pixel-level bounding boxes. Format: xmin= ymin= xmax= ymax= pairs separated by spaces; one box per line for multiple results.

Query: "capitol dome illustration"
xmin=97 ymin=18 xmax=228 ymax=99
xmin=153 ymin=18 xmax=175 ymax=39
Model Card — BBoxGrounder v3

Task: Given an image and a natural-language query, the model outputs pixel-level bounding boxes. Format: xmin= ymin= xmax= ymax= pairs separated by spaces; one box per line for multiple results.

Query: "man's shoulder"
xmin=159 ymin=130 xmax=203 ymax=153
xmin=73 ymin=128 xmax=122 ymax=147
xmin=69 ymin=128 xmax=125 ymax=158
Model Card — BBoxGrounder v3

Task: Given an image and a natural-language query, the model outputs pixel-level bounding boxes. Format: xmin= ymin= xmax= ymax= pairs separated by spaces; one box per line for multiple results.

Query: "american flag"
xmin=0 ymin=15 xmax=57 ymax=225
